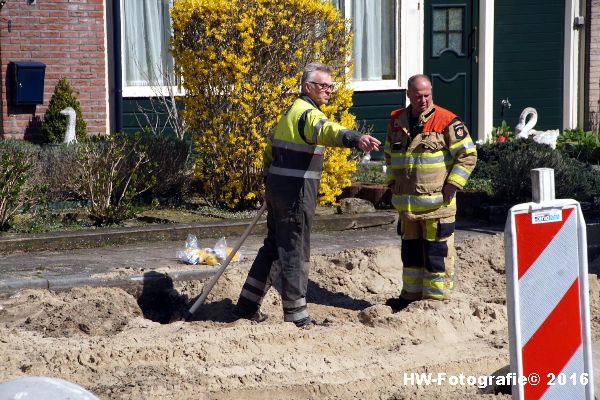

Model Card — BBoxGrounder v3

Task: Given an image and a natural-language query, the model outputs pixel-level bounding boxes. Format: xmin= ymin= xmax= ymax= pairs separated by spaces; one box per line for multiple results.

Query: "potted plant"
xmin=339 ymin=161 xmax=391 ymax=207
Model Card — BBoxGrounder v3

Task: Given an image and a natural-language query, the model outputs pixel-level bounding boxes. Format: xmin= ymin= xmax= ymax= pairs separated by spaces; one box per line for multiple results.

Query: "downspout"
xmin=112 ymin=0 xmax=123 ymax=133
xmin=582 ymin=0 xmax=590 ymax=130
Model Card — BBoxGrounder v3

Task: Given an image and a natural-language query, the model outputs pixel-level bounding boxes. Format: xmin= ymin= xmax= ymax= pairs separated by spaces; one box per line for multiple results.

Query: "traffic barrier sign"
xmin=505 ymin=168 xmax=594 ymax=399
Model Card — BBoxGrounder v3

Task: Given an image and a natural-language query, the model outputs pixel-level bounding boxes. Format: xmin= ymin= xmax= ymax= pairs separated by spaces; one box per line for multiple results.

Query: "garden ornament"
xmin=515 ymin=107 xmax=559 ymax=149
xmin=60 ymin=106 xmax=77 ymax=144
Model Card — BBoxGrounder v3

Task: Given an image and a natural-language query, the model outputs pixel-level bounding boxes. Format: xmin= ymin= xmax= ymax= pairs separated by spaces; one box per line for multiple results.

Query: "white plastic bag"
xmin=213 ymin=237 xmax=227 ymax=261
xmin=185 ymin=234 xmax=197 ymax=249
xmin=177 ymin=234 xmax=200 ymax=265
xmin=176 ymin=235 xmax=242 ymax=266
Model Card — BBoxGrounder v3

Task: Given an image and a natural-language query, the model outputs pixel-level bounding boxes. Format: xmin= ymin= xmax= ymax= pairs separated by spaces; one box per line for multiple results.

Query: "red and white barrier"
xmin=505 ymin=168 xmax=594 ymax=399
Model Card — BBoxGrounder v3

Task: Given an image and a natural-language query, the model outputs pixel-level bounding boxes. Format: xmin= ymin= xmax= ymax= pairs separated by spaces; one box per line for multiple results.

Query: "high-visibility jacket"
xmin=384 ymin=104 xmax=477 ymax=220
xmin=265 ymin=95 xmax=361 ymax=181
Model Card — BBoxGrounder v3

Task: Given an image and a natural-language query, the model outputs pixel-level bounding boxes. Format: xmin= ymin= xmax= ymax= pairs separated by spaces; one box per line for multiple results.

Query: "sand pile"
xmin=1 ymin=287 xmax=141 ymax=337
xmin=0 ymin=232 xmax=596 ymax=399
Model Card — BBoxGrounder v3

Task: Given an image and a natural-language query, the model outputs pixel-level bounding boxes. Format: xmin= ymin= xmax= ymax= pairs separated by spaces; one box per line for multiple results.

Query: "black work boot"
xmin=385 ymin=297 xmax=413 ymax=312
xmin=232 ymin=307 xmax=269 ymax=323
xmin=293 ymin=317 xmax=314 ymax=329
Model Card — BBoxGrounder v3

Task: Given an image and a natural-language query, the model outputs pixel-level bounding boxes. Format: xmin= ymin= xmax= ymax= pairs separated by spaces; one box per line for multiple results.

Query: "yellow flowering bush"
xmin=171 ymin=0 xmax=357 ymax=209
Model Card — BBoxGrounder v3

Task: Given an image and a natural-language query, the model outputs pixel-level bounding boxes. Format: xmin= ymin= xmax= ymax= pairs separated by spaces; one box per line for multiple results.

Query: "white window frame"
xmin=120 ymin=1 xmax=182 ymax=98
xmin=118 ymin=1 xmax=430 ymax=96
xmin=399 ymin=0 xmax=424 ymax=90
xmin=338 ymin=0 xmax=403 ymax=92
xmin=123 ymin=84 xmax=184 ymax=98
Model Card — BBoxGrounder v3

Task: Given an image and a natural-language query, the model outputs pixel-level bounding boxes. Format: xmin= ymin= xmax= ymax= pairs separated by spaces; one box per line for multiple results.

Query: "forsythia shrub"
xmin=171 ymin=0 xmax=356 ymax=209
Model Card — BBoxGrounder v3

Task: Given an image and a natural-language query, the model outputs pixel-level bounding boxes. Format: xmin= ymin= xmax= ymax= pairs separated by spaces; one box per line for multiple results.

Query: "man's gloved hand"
xmin=442 ymin=183 xmax=459 ymax=202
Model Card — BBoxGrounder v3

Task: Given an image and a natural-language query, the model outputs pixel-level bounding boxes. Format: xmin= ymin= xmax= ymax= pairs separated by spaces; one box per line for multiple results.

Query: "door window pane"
xmin=431 ymin=6 xmax=464 ymax=56
xmin=433 ymin=8 xmax=446 ymax=31
xmin=122 ymin=0 xmax=174 ymax=87
xmin=449 ymin=33 xmax=462 ymax=51
xmin=448 ymin=8 xmax=463 ymax=30
xmin=335 ymin=0 xmax=397 ymax=81
xmin=433 ymin=32 xmax=445 ymax=56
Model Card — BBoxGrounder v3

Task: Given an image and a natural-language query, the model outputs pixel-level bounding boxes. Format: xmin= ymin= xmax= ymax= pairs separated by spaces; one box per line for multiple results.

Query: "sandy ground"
xmin=1 ymin=233 xmax=599 ymax=399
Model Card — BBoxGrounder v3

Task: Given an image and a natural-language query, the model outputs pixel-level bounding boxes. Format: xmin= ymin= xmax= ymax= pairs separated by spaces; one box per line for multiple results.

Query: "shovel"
xmin=183 ymin=202 xmax=267 ymax=321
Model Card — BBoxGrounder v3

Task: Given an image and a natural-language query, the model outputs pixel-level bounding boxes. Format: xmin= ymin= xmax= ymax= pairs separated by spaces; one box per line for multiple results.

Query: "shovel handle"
xmin=184 ymin=202 xmax=267 ymax=320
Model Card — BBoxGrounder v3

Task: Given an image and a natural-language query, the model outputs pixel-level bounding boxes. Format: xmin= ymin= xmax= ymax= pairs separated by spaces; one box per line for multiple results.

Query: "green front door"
xmin=493 ymin=0 xmax=564 ymax=130
xmin=424 ymin=0 xmax=478 ymax=131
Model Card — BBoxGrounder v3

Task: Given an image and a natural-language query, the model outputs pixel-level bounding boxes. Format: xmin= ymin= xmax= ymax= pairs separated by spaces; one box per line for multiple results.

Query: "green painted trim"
xmin=123 ymin=90 xmax=406 ymax=159
xmin=351 ymin=90 xmax=406 ymax=160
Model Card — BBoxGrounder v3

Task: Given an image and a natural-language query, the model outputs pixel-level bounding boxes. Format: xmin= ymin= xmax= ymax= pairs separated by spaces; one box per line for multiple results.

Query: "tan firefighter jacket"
xmin=384 ymin=104 xmax=477 ymax=221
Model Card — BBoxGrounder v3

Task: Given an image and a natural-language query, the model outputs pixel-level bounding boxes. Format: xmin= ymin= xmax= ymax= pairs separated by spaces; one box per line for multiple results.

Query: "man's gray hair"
xmin=301 ymin=62 xmax=333 ymax=87
xmin=407 ymin=74 xmax=432 ymax=90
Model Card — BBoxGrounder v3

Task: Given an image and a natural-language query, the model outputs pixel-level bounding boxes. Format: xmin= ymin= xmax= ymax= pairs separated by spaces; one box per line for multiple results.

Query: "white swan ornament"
xmin=60 ymin=107 xmax=77 ymax=144
xmin=515 ymin=107 xmax=559 ymax=149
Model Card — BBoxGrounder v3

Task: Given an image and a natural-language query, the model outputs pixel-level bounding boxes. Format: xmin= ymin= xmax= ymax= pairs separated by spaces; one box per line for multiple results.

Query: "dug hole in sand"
xmin=1 ymin=233 xmax=599 ymax=399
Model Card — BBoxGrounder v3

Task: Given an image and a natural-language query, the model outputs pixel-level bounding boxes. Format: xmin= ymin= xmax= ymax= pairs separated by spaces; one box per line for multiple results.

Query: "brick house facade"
xmin=1 ymin=1 xmax=600 ymax=141
xmin=0 ymin=0 xmax=107 ymax=141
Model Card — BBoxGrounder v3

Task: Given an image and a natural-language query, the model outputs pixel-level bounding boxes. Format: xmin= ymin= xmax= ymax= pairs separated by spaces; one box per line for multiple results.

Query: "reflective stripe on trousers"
xmin=398 ymin=217 xmax=455 ymax=301
xmin=400 ymin=266 xmax=424 ymax=299
xmin=236 ymin=175 xmax=315 ymax=322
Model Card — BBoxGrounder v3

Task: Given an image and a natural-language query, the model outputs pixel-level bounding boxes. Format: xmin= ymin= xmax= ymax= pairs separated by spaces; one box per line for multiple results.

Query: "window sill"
xmin=350 ymin=80 xmax=403 ymax=92
xmin=122 ymin=82 xmax=405 ymax=98
xmin=122 ymin=86 xmax=185 ymax=98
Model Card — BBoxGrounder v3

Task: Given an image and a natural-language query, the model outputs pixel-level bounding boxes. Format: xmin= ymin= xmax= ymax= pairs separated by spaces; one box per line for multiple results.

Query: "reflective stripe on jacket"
xmin=384 ymin=104 xmax=477 ymax=219
xmin=265 ymin=95 xmax=360 ymax=180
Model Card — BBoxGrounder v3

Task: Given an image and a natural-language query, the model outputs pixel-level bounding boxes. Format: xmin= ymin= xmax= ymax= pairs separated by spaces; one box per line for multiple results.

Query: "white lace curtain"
xmin=122 ymin=0 xmax=174 ymax=87
xmin=334 ymin=0 xmax=396 ymax=81
xmin=121 ymin=0 xmax=395 ymax=86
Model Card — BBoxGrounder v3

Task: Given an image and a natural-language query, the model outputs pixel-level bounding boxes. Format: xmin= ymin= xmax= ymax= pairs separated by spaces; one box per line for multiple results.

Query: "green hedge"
xmin=471 ymin=140 xmax=600 ymax=205
xmin=0 ymin=134 xmax=194 ymax=229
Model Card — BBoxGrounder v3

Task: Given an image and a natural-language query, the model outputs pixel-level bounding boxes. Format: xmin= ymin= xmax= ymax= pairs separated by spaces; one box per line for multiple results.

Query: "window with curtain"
xmin=334 ymin=0 xmax=397 ymax=82
xmin=122 ymin=0 xmax=174 ymax=89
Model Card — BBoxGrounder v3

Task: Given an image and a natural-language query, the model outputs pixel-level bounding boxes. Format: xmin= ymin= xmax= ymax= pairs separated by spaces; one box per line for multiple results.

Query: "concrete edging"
xmin=0 ymin=212 xmax=397 ymax=295
xmin=0 ymin=278 xmax=49 ymax=293
xmin=0 ymin=212 xmax=397 ymax=254
xmin=0 ymin=268 xmax=221 ymax=295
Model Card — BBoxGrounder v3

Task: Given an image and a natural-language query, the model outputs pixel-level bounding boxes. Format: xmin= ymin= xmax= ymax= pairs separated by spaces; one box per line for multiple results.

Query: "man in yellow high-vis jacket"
xmin=385 ymin=74 xmax=477 ymax=309
xmin=233 ymin=63 xmax=380 ymax=329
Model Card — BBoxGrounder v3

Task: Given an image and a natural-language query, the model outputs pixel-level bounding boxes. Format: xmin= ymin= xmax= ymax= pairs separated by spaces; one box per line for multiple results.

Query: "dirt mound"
xmin=357 ymin=292 xmax=507 ymax=349
xmin=3 ymin=231 xmax=593 ymax=399
xmin=588 ymin=271 xmax=600 ymax=342
xmin=455 ymin=234 xmax=506 ymax=303
xmin=309 ymin=246 xmax=403 ymax=306
xmin=1 ymin=287 xmax=140 ymax=337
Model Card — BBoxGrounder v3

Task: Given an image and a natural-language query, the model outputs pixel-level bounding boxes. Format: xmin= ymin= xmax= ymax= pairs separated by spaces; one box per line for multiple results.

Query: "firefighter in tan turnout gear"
xmin=385 ymin=74 xmax=477 ymax=309
xmin=234 ymin=63 xmax=381 ymax=328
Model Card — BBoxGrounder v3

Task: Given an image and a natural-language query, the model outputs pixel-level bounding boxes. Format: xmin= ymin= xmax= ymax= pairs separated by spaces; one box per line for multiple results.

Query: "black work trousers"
xmin=236 ymin=175 xmax=317 ymax=322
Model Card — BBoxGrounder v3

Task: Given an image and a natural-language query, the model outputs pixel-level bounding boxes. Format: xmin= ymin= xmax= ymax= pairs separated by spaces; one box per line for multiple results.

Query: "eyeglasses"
xmin=308 ymin=81 xmax=334 ymax=91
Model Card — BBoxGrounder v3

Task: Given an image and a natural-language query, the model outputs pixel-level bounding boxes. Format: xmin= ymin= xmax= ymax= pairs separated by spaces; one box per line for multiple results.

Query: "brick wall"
xmin=0 ymin=0 xmax=107 ymax=141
